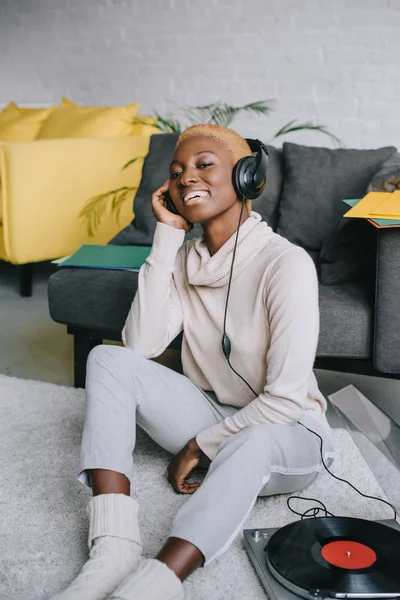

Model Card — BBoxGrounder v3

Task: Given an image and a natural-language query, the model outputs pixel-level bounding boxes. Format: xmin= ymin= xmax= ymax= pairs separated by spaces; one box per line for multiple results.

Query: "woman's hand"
xmin=152 ymin=179 xmax=193 ymax=233
xmin=167 ymin=437 xmax=204 ymax=494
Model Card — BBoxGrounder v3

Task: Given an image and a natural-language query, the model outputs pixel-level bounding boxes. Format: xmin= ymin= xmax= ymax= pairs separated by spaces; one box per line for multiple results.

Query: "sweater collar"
xmin=186 ymin=212 xmax=274 ymax=288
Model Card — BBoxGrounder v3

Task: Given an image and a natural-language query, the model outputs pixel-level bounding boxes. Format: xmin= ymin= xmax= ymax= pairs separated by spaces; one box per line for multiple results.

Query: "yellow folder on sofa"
xmin=343 ymin=192 xmax=388 ymax=219
xmin=369 ymin=191 xmax=400 ymax=219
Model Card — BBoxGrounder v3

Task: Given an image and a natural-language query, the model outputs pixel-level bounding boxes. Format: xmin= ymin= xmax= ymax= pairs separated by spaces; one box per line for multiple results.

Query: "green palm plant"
xmin=184 ymin=100 xmax=274 ymax=128
xmin=271 ymin=118 xmax=340 ymax=145
xmin=79 ymin=157 xmax=145 ymax=237
xmin=81 ymin=100 xmax=341 ymax=235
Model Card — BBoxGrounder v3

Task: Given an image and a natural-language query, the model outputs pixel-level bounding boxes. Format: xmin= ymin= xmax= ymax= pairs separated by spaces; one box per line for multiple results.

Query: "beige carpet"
xmin=0 ymin=374 xmax=394 ymax=600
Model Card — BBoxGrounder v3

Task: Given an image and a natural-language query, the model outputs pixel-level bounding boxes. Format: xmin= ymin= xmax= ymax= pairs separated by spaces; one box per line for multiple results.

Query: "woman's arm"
xmin=123 ymin=180 xmax=193 ymax=357
xmin=122 ymin=222 xmax=186 ymax=358
xmin=196 ymin=248 xmax=321 ymax=460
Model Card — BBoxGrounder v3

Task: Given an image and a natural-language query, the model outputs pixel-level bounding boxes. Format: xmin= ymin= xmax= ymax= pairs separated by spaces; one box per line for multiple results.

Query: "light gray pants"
xmin=78 ymin=345 xmax=334 ymax=564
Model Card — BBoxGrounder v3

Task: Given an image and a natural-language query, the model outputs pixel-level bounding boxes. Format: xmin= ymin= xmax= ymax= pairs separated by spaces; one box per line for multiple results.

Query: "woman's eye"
xmin=170 ymin=163 xmax=212 ymax=178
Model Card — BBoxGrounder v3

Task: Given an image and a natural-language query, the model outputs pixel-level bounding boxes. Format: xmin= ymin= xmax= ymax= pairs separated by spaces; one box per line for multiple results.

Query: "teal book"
xmin=57 ymin=244 xmax=152 ymax=271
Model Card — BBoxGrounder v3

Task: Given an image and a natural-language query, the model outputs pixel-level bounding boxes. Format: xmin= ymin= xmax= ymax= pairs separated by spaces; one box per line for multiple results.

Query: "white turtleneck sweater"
xmin=122 ymin=212 xmax=330 ymax=460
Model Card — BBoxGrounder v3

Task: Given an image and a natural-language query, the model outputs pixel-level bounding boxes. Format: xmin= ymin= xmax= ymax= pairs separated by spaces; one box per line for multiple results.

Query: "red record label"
xmin=321 ymin=540 xmax=377 ymax=569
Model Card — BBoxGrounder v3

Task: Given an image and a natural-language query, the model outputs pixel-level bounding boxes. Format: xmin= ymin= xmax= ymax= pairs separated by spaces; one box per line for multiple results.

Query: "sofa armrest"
xmin=0 ymin=135 xmax=151 ymax=264
xmin=373 ymin=227 xmax=400 ymax=374
xmin=368 ymin=152 xmax=400 ymax=192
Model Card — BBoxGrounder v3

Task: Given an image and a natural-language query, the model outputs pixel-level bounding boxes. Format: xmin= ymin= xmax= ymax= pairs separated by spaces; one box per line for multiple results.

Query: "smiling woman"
xmin=52 ymin=124 xmax=334 ymax=600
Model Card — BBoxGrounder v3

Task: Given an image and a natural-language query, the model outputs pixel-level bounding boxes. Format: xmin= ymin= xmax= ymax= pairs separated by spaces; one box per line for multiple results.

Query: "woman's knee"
xmin=218 ymin=424 xmax=274 ymax=461
xmin=87 ymin=344 xmax=142 ymax=375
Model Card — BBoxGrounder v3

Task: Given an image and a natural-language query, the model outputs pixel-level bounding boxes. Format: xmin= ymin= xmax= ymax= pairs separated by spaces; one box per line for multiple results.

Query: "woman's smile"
xmin=182 ymin=189 xmax=210 ymax=206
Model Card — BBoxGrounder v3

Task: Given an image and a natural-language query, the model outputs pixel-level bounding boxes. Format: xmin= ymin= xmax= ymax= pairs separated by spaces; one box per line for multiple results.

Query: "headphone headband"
xmin=246 ymin=138 xmax=268 ymax=154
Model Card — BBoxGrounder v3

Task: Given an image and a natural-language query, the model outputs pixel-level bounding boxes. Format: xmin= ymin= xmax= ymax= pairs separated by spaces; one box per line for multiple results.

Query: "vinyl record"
xmin=265 ymin=517 xmax=400 ymax=599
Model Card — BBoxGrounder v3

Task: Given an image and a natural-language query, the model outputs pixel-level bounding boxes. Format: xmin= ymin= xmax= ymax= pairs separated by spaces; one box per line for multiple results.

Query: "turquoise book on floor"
xmin=55 ymin=244 xmax=152 ymax=271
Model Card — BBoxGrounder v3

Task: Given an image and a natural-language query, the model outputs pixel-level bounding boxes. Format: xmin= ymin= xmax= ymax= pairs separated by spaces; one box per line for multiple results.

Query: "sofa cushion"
xmin=37 ymin=102 xmax=139 ymax=139
xmin=251 ymin=145 xmax=283 ymax=230
xmin=319 ymin=216 xmax=377 ymax=285
xmin=0 ymin=102 xmax=47 ymax=124
xmin=0 ymin=224 xmax=5 ymax=260
xmin=317 ymin=279 xmax=374 ymax=358
xmin=277 ymin=142 xmax=396 ymax=251
xmin=0 ymin=107 xmax=53 ymax=142
xmin=367 ymin=152 xmax=400 ymax=192
xmin=0 ymin=103 xmax=21 ymax=124
xmin=48 ymin=268 xmax=139 ymax=334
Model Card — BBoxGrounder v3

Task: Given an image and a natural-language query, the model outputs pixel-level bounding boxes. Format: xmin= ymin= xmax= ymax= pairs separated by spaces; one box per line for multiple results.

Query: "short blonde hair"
xmin=176 ymin=123 xmax=252 ymax=167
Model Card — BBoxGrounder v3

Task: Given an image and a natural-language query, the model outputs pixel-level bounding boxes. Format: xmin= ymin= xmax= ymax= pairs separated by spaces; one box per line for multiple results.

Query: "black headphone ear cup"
xmin=165 ymin=190 xmax=179 ymax=215
xmin=233 ymin=141 xmax=268 ymax=200
xmin=232 ymin=156 xmax=258 ymax=199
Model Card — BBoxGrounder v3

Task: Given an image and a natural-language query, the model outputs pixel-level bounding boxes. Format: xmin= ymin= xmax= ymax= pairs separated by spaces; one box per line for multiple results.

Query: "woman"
xmin=53 ymin=124 xmax=334 ymax=600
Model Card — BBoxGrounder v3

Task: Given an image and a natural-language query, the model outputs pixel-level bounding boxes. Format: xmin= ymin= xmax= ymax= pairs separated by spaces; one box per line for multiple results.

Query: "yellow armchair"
xmin=0 ymin=135 xmax=151 ymax=294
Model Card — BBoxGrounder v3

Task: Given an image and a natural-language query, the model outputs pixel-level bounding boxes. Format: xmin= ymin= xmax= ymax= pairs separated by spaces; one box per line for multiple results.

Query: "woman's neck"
xmin=202 ymin=203 xmax=250 ymax=256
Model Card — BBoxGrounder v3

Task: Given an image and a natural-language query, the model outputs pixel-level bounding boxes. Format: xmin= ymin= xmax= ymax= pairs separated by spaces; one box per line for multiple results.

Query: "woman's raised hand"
xmin=152 ymin=179 xmax=193 ymax=233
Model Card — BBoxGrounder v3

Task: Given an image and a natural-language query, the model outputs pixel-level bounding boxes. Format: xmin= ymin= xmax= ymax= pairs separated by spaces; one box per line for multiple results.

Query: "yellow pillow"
xmin=0 ymin=103 xmax=21 ymax=125
xmin=0 ymin=98 xmax=76 ymax=133
xmin=130 ymin=115 xmax=160 ymax=136
xmin=0 ymin=107 xmax=53 ymax=141
xmin=60 ymin=97 xmax=77 ymax=107
xmin=13 ymin=105 xmax=51 ymax=115
xmin=37 ymin=102 xmax=140 ymax=139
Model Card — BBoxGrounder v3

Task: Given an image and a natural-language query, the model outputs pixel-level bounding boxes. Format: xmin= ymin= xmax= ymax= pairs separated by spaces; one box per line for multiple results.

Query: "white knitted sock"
xmin=109 ymin=558 xmax=184 ymax=600
xmin=51 ymin=493 xmax=142 ymax=600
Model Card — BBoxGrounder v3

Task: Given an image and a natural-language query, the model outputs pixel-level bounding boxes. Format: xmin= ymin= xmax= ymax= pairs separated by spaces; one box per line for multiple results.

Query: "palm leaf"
xmin=132 ymin=114 xmax=177 ymax=133
xmin=79 ymin=186 xmax=137 ymax=237
xmin=185 ymin=100 xmax=274 ymax=127
xmin=210 ymin=104 xmax=238 ymax=127
xmin=185 ymin=103 xmax=219 ymax=124
xmin=153 ymin=113 xmax=182 ymax=134
xmin=114 ymin=188 xmax=132 ymax=223
xmin=122 ymin=156 xmax=145 ymax=171
xmin=240 ymin=100 xmax=275 ymax=117
xmin=131 ymin=116 xmax=158 ymax=127
xmin=272 ymin=119 xmax=342 ymax=146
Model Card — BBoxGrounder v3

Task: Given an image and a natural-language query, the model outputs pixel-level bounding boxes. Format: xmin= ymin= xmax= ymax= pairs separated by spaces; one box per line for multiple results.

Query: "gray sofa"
xmin=48 ymin=135 xmax=400 ymax=387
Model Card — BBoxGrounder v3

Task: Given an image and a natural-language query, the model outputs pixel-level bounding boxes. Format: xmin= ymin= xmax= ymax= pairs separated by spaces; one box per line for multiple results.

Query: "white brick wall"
xmin=0 ymin=0 xmax=399 ymax=148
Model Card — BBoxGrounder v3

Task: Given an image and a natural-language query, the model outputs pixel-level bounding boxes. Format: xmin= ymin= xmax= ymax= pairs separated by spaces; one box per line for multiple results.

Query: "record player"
xmin=244 ymin=518 xmax=400 ymax=600
xmin=243 ymin=385 xmax=400 ymax=599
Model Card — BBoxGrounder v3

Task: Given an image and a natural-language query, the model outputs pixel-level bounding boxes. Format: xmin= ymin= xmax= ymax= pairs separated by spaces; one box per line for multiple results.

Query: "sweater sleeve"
xmin=196 ymin=248 xmax=320 ymax=460
xmin=122 ymin=222 xmax=186 ymax=358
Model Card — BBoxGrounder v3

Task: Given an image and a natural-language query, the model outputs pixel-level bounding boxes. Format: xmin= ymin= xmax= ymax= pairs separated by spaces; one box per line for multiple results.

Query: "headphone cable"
xmin=221 ymin=197 xmax=258 ymax=398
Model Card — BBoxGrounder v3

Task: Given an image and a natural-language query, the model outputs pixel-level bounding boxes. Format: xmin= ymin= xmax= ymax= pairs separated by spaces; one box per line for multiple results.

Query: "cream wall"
xmin=0 ymin=0 xmax=399 ymax=148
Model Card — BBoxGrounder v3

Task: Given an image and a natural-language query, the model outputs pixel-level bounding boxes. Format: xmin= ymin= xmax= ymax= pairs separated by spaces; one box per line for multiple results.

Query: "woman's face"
xmin=168 ymin=136 xmax=239 ymax=223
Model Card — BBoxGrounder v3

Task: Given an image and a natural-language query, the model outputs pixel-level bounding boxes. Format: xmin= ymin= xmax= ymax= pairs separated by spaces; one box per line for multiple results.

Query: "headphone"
xmin=232 ymin=138 xmax=269 ymax=200
xmin=165 ymin=138 xmax=269 ymax=214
